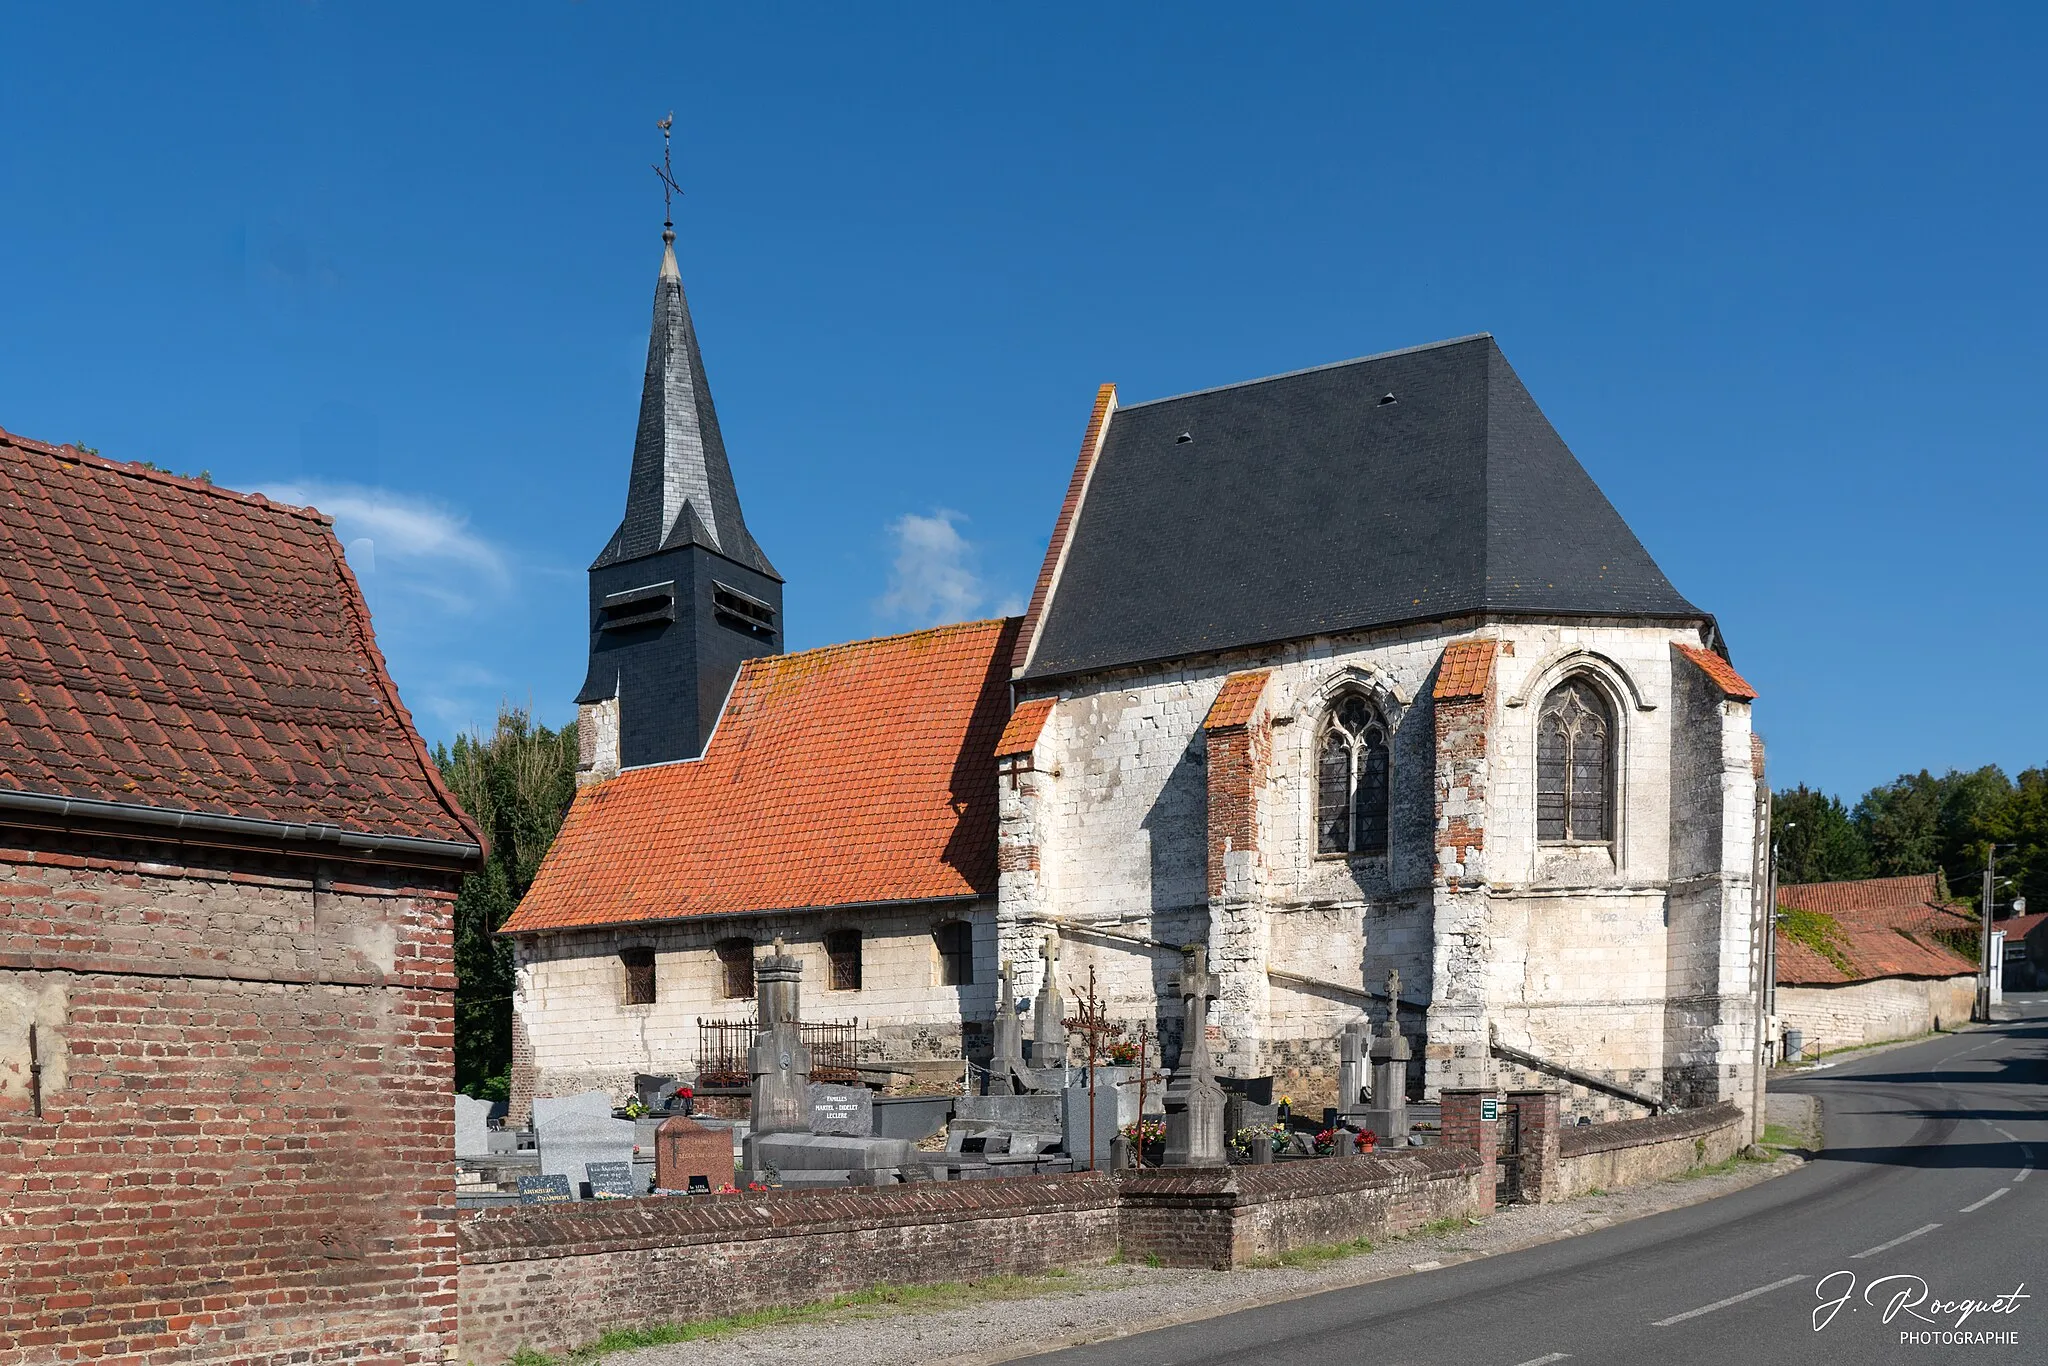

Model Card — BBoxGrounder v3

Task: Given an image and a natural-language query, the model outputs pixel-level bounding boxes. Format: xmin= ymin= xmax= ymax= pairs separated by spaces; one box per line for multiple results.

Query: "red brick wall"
xmin=1437 ymin=1089 xmax=1500 ymax=1214
xmin=1507 ymin=1089 xmax=1562 ymax=1204
xmin=1205 ymin=717 xmax=1269 ymax=901
xmin=458 ymin=1175 xmax=1122 ymax=1362
xmin=1117 ymin=1150 xmax=1484 ymax=1269
xmin=1431 ymin=642 xmax=1497 ymax=890
xmin=0 ymin=830 xmax=461 ymax=1365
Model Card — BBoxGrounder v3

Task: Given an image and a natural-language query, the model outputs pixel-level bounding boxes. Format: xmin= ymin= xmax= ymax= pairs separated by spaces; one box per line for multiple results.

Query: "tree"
xmin=436 ymin=707 xmax=579 ymax=1099
xmin=1986 ymin=766 xmax=2048 ymax=920
xmin=1853 ymin=771 xmax=1942 ymax=876
xmin=1772 ymin=785 xmax=1870 ymax=885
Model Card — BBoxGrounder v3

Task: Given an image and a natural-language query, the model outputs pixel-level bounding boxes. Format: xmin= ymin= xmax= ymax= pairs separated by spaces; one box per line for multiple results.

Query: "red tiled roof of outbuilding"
xmin=1202 ymin=670 xmax=1270 ymax=730
xmin=1774 ymin=873 xmax=1977 ymax=985
xmin=0 ymin=425 xmax=478 ymax=847
xmin=995 ymin=697 xmax=1056 ymax=758
xmin=504 ymin=617 xmax=1019 ymax=933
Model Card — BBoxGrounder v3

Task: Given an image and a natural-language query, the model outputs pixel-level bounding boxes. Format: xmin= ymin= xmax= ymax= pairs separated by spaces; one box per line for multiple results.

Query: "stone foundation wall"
xmin=1556 ymin=1102 xmax=1746 ymax=1197
xmin=457 ymin=1175 xmax=1122 ymax=1363
xmin=1776 ymin=977 xmax=1975 ymax=1057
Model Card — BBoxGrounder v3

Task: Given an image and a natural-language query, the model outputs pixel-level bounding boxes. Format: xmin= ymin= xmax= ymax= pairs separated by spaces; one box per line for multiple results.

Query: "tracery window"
xmin=1537 ymin=678 xmax=1613 ymax=844
xmin=1316 ymin=692 xmax=1390 ymax=855
xmin=715 ymin=937 xmax=755 ymax=1000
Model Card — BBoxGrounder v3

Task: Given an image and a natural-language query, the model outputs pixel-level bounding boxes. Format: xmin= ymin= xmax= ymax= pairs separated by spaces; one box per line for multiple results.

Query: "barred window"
xmin=935 ymin=920 xmax=974 ymax=987
xmin=1537 ymin=678 xmax=1613 ymax=843
xmin=825 ymin=929 xmax=862 ymax=992
xmin=715 ymin=937 xmax=755 ymax=1000
xmin=621 ymin=947 xmax=656 ymax=1006
xmin=1316 ymin=692 xmax=1390 ymax=855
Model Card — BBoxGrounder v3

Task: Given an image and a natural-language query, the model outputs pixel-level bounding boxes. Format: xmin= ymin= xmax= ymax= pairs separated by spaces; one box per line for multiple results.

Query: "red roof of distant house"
xmin=504 ymin=617 xmax=1019 ymax=933
xmin=1775 ymin=873 xmax=1976 ymax=985
xmin=1997 ymin=911 xmax=2048 ymax=943
xmin=0 ymin=426 xmax=477 ymax=847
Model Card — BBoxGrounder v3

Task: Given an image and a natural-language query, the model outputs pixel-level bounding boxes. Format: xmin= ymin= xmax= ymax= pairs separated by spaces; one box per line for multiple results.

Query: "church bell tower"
xmin=574 ymin=205 xmax=782 ymax=781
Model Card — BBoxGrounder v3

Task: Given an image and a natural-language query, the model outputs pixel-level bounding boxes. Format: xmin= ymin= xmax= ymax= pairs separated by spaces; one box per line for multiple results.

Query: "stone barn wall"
xmin=1776 ymin=976 xmax=1976 ymax=1057
xmin=0 ymin=830 xmax=461 ymax=1366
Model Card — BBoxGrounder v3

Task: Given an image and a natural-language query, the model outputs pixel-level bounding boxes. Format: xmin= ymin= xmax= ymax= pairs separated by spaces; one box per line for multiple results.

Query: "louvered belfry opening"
xmin=1316 ymin=692 xmax=1391 ymax=855
xmin=1537 ymin=678 xmax=1613 ymax=843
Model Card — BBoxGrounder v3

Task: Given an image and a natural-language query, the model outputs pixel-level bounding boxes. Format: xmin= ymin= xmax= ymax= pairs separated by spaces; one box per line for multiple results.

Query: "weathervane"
xmin=653 ymin=111 xmax=683 ymax=238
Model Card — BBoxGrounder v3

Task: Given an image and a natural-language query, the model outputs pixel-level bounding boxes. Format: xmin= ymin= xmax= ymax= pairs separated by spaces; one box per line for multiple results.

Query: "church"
xmin=500 ymin=224 xmax=1770 ymax=1134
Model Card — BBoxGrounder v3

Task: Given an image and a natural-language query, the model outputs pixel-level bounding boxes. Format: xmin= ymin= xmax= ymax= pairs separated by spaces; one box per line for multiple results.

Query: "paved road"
xmin=1022 ymin=994 xmax=2048 ymax=1365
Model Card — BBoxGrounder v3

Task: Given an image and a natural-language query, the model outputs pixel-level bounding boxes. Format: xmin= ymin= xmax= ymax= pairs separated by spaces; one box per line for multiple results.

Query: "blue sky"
xmin=3 ymin=4 xmax=2043 ymax=801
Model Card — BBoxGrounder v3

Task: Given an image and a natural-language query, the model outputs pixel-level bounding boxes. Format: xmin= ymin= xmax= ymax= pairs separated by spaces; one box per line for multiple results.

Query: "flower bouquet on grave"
xmin=1354 ymin=1128 xmax=1378 ymax=1155
xmin=1107 ymin=1038 xmax=1141 ymax=1065
xmin=1313 ymin=1127 xmax=1340 ymax=1157
xmin=1122 ymin=1117 xmax=1167 ymax=1165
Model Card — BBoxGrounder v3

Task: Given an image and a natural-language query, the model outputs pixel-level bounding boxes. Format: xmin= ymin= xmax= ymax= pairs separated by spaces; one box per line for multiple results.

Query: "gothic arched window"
xmin=1316 ymin=693 xmax=1390 ymax=855
xmin=1537 ymin=678 xmax=1613 ymax=844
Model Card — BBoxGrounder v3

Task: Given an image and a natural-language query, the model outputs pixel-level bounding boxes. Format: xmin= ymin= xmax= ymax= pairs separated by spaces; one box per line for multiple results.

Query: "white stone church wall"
xmin=514 ymin=900 xmax=999 ymax=1103
xmin=1004 ymin=616 xmax=1759 ymax=1115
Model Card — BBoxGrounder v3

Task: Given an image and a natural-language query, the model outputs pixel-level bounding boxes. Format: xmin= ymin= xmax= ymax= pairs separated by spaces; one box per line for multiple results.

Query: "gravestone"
xmin=635 ymin=1073 xmax=685 ymax=1112
xmin=533 ymin=1090 xmax=613 ymax=1130
xmin=516 ymin=1173 xmax=573 ymax=1204
xmin=1162 ymin=946 xmax=1227 ymax=1167
xmin=1336 ymin=1019 xmax=1369 ymax=1114
xmin=1350 ymin=973 xmax=1413 ymax=1143
xmin=655 ymin=1115 xmax=733 ymax=1193
xmin=807 ymin=1083 xmax=873 ymax=1137
xmin=1062 ymin=1086 xmax=1116 ymax=1171
xmin=585 ymin=1160 xmax=638 ymax=1199
xmin=454 ymin=1094 xmax=494 ymax=1159
xmin=537 ymin=1111 xmax=636 ymax=1199
xmin=1030 ymin=932 xmax=1068 ymax=1070
xmin=989 ymin=960 xmax=1033 ymax=1094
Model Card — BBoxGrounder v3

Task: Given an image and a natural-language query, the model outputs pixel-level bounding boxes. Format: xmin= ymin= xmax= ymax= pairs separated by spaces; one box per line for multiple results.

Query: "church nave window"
xmin=1537 ymin=677 xmax=1613 ymax=844
xmin=621 ymin=946 xmax=657 ymax=1006
xmin=1316 ymin=692 xmax=1390 ymax=856
xmin=934 ymin=919 xmax=975 ymax=987
xmin=826 ymin=928 xmax=863 ymax=992
xmin=716 ymin=937 xmax=756 ymax=1000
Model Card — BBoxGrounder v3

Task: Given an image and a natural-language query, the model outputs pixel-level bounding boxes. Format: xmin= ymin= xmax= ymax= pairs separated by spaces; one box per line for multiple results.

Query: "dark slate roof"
xmin=1020 ymin=335 xmax=1700 ymax=681
xmin=592 ymin=233 xmax=778 ymax=578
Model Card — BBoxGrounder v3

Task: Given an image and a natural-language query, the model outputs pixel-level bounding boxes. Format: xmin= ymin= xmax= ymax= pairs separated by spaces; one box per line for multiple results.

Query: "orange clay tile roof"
xmin=1775 ymin=874 xmax=1977 ymax=985
xmin=995 ymin=697 xmax=1056 ymax=758
xmin=1675 ymin=643 xmax=1758 ymax=700
xmin=1202 ymin=670 xmax=1270 ymax=730
xmin=1431 ymin=639 xmax=1496 ymax=701
xmin=503 ymin=617 xmax=1020 ymax=933
xmin=0 ymin=425 xmax=478 ymax=846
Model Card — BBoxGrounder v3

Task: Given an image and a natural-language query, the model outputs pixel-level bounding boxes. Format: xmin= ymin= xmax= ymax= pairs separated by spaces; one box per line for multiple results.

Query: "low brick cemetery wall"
xmin=456 ymin=1174 xmax=1121 ymax=1362
xmin=1556 ymin=1102 xmax=1746 ymax=1197
xmin=1116 ymin=1149 xmax=1486 ymax=1269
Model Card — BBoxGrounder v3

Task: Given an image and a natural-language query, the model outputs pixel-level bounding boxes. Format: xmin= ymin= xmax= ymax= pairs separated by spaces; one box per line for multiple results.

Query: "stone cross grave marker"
xmin=517 ymin=1173 xmax=573 ymax=1204
xmin=1032 ymin=932 xmax=1068 ymax=1069
xmin=1163 ymin=944 xmax=1227 ymax=1167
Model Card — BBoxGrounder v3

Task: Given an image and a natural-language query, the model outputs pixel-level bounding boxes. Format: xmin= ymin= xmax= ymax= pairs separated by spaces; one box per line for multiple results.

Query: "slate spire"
xmin=594 ymin=227 xmax=777 ymax=577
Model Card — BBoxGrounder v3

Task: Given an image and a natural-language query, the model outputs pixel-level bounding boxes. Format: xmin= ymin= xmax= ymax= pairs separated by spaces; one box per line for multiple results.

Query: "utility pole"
xmin=1977 ymin=844 xmax=1998 ymax=1023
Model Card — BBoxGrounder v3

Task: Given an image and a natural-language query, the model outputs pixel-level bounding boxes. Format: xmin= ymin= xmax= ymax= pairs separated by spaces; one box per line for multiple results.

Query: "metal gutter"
xmin=0 ymin=788 xmax=482 ymax=871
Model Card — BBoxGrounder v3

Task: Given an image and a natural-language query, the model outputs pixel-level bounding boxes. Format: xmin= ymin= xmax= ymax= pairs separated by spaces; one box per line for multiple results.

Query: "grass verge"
xmin=1248 ymin=1235 xmax=1376 ymax=1269
xmin=506 ymin=1272 xmax=1075 ymax=1365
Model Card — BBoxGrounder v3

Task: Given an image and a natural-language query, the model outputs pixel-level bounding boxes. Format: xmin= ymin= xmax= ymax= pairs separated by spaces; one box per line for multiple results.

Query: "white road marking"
xmin=1652 ymin=1274 xmax=1810 ymax=1326
xmin=1994 ymin=1125 xmax=2019 ymax=1141
xmin=1961 ymin=1188 xmax=2010 ymax=1213
xmin=1850 ymin=1223 xmax=1941 ymax=1258
xmin=2016 ymin=1167 xmax=2032 ymax=1184
xmin=1410 ymin=1260 xmax=1443 ymax=1271
xmin=1510 ymin=1355 xmax=1571 ymax=1366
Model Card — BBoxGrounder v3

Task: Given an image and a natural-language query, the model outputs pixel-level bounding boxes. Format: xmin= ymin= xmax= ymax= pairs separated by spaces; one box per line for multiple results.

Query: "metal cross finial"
xmin=653 ymin=111 xmax=683 ymax=235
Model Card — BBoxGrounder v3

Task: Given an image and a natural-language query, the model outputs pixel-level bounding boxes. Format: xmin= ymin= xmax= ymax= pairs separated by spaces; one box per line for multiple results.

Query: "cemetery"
xmin=451 ymin=936 xmax=1750 ymax=1362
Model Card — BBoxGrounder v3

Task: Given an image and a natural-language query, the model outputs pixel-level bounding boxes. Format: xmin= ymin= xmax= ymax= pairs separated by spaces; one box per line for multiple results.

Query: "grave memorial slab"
xmin=585 ymin=1160 xmax=638 ymax=1198
xmin=454 ymin=1094 xmax=493 ymax=1159
xmin=806 ymin=1083 xmax=873 ymax=1137
xmin=537 ymin=1111 xmax=636 ymax=1199
xmin=516 ymin=1173 xmax=573 ymax=1204
xmin=655 ymin=1115 xmax=733 ymax=1193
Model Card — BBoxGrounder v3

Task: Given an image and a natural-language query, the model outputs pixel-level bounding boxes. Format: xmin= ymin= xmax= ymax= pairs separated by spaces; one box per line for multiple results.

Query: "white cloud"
xmin=259 ymin=480 xmax=510 ymax=614
xmin=878 ymin=509 xmax=1008 ymax=627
